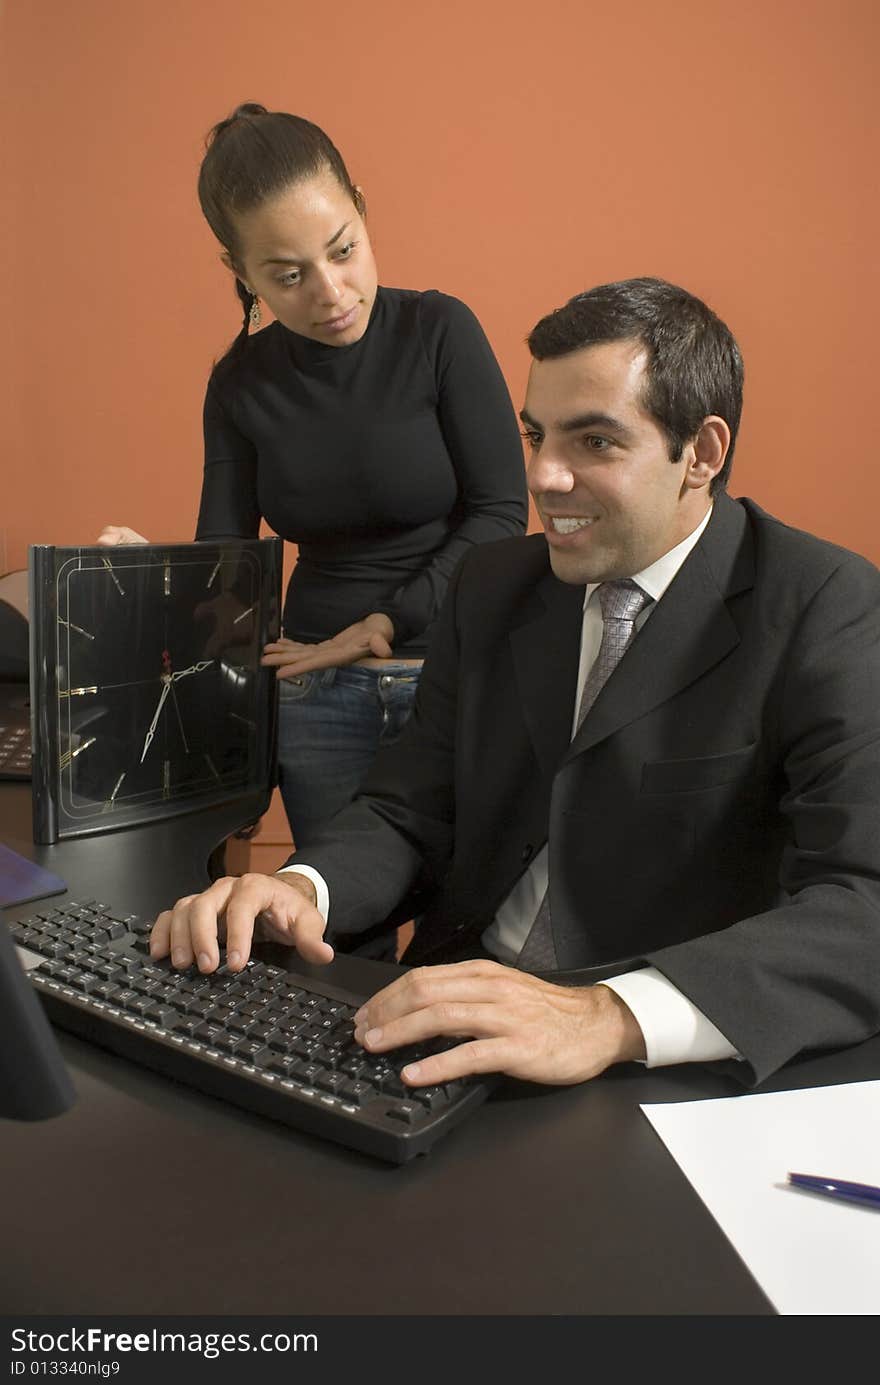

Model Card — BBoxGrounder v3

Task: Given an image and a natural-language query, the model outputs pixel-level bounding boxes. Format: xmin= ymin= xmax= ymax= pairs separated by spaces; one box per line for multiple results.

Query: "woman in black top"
xmin=100 ymin=104 xmax=527 ymax=948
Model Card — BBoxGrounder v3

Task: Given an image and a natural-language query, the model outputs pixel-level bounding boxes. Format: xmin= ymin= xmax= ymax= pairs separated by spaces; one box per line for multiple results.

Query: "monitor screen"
xmin=0 ymin=917 xmax=75 ymax=1121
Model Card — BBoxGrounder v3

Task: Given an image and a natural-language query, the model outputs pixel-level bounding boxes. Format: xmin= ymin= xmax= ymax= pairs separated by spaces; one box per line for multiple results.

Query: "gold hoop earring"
xmin=249 ymin=295 xmax=262 ymax=330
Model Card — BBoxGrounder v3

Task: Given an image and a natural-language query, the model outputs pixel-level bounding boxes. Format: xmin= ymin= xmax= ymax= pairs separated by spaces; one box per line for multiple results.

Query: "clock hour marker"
xmin=103 ymin=772 xmax=126 ymax=810
xmin=233 ymin=605 xmax=256 ymax=625
xmin=101 ymin=557 xmax=125 ymax=596
xmin=204 ymin=754 xmax=222 ymax=783
xmin=206 ymin=557 xmax=223 ymax=589
xmin=59 ymin=736 xmax=96 ymax=769
xmin=60 ymin=685 xmax=99 ymax=698
xmin=163 ymin=760 xmax=171 ymax=798
xmin=164 ymin=563 xmax=171 ymax=597
xmin=58 ymin=618 xmax=95 ymax=641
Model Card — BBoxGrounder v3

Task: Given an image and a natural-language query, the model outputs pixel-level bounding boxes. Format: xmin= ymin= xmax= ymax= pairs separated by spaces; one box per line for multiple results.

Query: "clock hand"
xmin=169 ymin=660 xmax=215 ymax=682
xmin=140 ymin=662 xmax=212 ymax=762
xmin=140 ymin=677 xmax=171 ymax=763
xmin=169 ymin=682 xmax=190 ymax=753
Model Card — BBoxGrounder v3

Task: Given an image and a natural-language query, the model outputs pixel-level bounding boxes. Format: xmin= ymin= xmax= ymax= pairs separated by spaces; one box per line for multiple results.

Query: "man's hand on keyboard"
xmin=351 ymin=960 xmax=646 ymax=1086
xmin=150 ymin=873 xmax=334 ymax=973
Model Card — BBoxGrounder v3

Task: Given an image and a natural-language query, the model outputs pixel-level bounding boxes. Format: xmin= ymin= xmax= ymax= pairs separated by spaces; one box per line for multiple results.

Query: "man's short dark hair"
xmin=527 ymin=278 xmax=744 ymax=492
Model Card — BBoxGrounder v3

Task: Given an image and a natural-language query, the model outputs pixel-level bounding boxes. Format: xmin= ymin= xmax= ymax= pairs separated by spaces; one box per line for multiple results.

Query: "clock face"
xmin=30 ymin=540 xmax=281 ymax=841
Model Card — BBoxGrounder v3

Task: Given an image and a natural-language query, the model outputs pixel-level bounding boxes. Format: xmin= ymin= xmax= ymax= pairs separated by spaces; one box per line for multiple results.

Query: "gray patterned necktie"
xmin=516 ymin=580 xmax=653 ymax=972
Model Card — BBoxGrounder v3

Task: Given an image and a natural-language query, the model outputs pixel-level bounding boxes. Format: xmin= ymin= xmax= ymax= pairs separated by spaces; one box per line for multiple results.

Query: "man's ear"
xmin=683 ymin=416 xmax=730 ymax=490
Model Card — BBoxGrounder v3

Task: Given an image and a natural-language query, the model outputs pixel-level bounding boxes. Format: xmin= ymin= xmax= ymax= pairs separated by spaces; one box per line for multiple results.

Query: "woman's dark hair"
xmin=527 ymin=277 xmax=744 ymax=492
xmin=198 ymin=102 xmax=362 ymax=356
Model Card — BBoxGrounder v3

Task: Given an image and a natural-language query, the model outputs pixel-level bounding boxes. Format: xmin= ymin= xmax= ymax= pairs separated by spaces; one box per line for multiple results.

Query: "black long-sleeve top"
xmin=196 ymin=286 xmax=528 ymax=654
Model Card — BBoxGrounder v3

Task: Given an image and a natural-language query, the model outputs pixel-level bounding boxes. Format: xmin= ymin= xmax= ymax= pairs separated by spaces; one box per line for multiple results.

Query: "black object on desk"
xmin=28 ymin=537 xmax=282 ymax=842
xmin=0 ymin=841 xmax=65 ymax=907
xmin=6 ymin=896 xmax=494 ymax=1162
xmin=0 ymin=915 xmax=74 ymax=1122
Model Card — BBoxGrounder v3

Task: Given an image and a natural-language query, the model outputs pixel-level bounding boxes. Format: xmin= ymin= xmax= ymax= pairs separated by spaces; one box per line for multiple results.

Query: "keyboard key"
xmin=268 ymin=1054 xmax=297 ymax=1076
xmin=316 ymin=1071 xmax=347 ymax=1096
xmin=202 ymin=1004 xmax=235 ymax=1024
xmin=379 ymin=1073 xmax=409 ymax=1099
xmin=311 ymin=1044 xmax=341 ymax=1070
xmin=248 ymin=1022 xmax=276 ymax=1042
xmin=141 ymin=964 xmax=171 ymax=982
xmin=178 ymin=1016 xmax=207 ymax=1037
xmin=228 ymin=1015 xmax=257 ymax=1037
xmin=340 ymin=1079 xmax=376 ymax=1107
xmin=246 ymin=1046 xmax=273 ymax=1069
xmin=140 ymin=1001 xmax=168 ymax=1022
xmin=192 ymin=1021 xmax=224 ymax=1044
xmin=13 ymin=928 xmax=42 ymax=948
xmin=129 ymin=976 xmax=156 ymax=995
xmin=339 ymin=1055 xmax=367 ymax=1078
xmin=386 ymin=1101 xmax=421 ymax=1125
xmin=237 ymin=1001 xmax=265 ymax=1018
xmin=83 ymin=927 xmax=111 ymax=946
xmin=413 ymin=1086 xmax=449 ymax=1111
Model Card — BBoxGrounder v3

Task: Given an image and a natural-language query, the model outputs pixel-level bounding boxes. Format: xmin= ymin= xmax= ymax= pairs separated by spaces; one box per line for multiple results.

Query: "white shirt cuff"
xmin=600 ymin=967 xmax=740 ymax=1066
xmin=276 ymin=865 xmax=330 ymax=925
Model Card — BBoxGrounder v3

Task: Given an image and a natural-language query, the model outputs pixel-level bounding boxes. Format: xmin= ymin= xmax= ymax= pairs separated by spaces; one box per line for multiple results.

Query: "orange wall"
xmin=3 ymin=0 xmax=879 ymax=570
xmin=2 ymin=0 xmax=878 ymax=852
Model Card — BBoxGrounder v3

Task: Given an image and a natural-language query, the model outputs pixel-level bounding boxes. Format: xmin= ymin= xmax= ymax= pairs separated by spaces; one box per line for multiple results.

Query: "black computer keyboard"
xmin=8 ymin=900 xmax=495 ymax=1162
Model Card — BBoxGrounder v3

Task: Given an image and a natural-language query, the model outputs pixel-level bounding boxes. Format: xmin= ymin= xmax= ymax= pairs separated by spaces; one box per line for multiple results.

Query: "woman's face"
xmin=229 ymin=168 xmax=379 ymax=346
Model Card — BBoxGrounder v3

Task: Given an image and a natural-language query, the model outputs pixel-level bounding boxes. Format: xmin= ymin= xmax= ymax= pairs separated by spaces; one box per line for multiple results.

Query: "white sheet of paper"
xmin=641 ymin=1080 xmax=880 ymax=1315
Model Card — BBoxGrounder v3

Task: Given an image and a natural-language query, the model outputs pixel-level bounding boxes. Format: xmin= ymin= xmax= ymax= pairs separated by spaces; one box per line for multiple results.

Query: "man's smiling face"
xmin=522 ymin=339 xmax=713 ymax=584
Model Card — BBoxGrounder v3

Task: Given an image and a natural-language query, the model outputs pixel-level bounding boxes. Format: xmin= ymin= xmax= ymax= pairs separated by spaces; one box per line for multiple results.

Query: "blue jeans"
xmin=277 ymin=663 xmax=421 ymax=957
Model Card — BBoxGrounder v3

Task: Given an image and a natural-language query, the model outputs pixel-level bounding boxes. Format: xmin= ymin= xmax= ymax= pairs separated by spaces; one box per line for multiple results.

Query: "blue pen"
xmin=787 ymin=1172 xmax=880 ymax=1210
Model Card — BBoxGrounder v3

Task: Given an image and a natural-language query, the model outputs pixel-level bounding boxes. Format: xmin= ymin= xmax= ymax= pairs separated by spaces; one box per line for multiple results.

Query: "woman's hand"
xmin=96 ymin=525 xmax=150 ymax=546
xmin=262 ymin=613 xmax=395 ymax=678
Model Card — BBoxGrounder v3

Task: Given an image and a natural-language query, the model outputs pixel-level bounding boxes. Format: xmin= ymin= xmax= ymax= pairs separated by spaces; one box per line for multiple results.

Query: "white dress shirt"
xmin=282 ymin=506 xmax=740 ymax=1067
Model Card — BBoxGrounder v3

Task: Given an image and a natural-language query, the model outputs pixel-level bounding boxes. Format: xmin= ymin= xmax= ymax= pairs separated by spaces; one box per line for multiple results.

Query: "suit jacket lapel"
xmin=563 ymin=493 xmax=755 ymax=761
xmin=510 ymin=567 xmax=584 ymax=779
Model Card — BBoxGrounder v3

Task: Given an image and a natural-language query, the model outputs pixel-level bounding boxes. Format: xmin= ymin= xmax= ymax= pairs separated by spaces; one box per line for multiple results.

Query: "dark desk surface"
xmin=2 ymin=779 xmax=878 ymax=1316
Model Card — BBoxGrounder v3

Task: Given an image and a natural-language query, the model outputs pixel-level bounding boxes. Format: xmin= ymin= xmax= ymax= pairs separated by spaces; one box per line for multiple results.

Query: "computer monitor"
xmin=0 ymin=917 xmax=75 ymax=1121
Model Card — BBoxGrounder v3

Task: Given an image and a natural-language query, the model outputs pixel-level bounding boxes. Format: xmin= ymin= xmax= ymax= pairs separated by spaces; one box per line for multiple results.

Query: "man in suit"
xmin=153 ymin=277 xmax=880 ymax=1089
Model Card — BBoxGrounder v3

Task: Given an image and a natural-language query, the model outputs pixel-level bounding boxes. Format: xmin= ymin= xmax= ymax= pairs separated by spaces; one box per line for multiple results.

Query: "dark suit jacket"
xmin=291 ymin=494 xmax=880 ymax=1083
